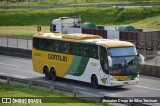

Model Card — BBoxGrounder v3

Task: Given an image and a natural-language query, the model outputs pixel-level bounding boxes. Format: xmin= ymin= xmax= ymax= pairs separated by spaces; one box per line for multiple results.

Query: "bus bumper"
xmin=107 ymin=79 xmax=139 ymax=87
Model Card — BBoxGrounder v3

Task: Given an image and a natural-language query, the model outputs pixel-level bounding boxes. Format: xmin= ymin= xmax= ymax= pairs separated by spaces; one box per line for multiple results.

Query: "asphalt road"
xmin=0 ymin=55 xmax=160 ymax=101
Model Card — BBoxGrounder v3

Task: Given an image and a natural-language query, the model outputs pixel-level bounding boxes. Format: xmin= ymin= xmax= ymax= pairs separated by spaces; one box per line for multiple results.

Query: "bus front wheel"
xmin=91 ymin=75 xmax=99 ymax=89
xmin=50 ymin=68 xmax=57 ymax=81
xmin=44 ymin=66 xmax=51 ymax=80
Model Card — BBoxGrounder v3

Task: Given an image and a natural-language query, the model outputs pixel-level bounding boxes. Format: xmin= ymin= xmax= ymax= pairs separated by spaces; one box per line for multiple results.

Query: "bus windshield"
xmin=108 ymin=47 xmax=137 ymax=57
xmin=108 ymin=47 xmax=138 ymax=76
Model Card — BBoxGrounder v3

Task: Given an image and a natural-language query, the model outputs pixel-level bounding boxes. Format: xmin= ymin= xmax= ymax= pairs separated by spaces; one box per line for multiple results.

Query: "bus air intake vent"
xmin=62 ymin=34 xmax=102 ymax=40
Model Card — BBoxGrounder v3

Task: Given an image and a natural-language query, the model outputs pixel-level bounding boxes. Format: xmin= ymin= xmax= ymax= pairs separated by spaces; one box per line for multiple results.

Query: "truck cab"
xmin=50 ymin=16 xmax=82 ymax=34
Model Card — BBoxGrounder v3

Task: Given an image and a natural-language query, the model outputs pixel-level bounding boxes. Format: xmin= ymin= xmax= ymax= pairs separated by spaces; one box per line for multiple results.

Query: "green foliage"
xmin=0 ymin=82 xmax=65 ymax=97
xmin=0 ymin=6 xmax=160 ymax=26
xmin=0 ymin=83 xmax=110 ymax=106
xmin=114 ymin=7 xmax=160 ymax=24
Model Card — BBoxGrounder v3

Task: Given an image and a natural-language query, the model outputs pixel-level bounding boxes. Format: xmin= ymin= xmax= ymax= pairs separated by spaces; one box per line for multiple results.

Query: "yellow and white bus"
xmin=32 ymin=33 xmax=144 ymax=88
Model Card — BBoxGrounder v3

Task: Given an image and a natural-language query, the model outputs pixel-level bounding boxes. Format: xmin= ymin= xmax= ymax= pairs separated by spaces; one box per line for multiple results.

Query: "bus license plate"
xmin=124 ymin=82 xmax=128 ymax=84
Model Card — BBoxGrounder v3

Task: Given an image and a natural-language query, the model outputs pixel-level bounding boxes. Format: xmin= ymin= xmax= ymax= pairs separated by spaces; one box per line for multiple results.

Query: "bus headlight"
xmin=110 ymin=77 xmax=117 ymax=81
xmin=133 ymin=75 xmax=139 ymax=80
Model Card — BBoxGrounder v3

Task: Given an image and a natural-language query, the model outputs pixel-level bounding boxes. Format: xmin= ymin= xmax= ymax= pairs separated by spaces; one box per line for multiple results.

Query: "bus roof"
xmin=33 ymin=33 xmax=134 ymax=48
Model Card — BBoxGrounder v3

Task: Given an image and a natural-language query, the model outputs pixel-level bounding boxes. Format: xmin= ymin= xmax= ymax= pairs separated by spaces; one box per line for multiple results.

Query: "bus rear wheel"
xmin=50 ymin=68 xmax=57 ymax=81
xmin=91 ymin=75 xmax=99 ymax=89
xmin=44 ymin=66 xmax=51 ymax=80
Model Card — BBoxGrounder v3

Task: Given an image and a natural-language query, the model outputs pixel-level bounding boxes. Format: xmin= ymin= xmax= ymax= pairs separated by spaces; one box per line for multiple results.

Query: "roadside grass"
xmin=0 ymin=7 xmax=160 ymax=26
xmin=0 ymin=26 xmax=50 ymax=37
xmin=0 ymin=0 xmax=159 ymax=6
xmin=0 ymin=15 xmax=160 ymax=37
xmin=129 ymin=15 xmax=160 ymax=30
xmin=0 ymin=82 xmax=110 ymax=106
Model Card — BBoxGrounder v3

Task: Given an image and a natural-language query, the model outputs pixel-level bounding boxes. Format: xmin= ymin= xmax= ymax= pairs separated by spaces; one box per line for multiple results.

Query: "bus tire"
xmin=91 ymin=75 xmax=99 ymax=89
xmin=43 ymin=66 xmax=51 ymax=80
xmin=50 ymin=67 xmax=57 ymax=81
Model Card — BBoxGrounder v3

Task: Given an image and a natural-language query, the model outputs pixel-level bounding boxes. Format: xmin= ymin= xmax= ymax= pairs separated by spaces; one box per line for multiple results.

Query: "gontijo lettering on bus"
xmin=48 ymin=54 xmax=67 ymax=62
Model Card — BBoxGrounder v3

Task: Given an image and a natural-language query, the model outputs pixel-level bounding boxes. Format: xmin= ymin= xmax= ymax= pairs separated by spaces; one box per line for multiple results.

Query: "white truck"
xmin=50 ymin=16 xmax=82 ymax=34
xmin=49 ymin=16 xmax=119 ymax=39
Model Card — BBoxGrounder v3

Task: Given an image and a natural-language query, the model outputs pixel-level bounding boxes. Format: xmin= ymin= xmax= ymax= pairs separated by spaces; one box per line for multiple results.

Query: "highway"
xmin=0 ymin=55 xmax=160 ymax=98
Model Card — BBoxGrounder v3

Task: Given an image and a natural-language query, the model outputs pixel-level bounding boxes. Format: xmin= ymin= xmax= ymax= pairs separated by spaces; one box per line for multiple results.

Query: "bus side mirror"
xmin=138 ymin=54 xmax=145 ymax=65
xmin=50 ymin=24 xmax=56 ymax=33
xmin=108 ymin=56 xmax=112 ymax=67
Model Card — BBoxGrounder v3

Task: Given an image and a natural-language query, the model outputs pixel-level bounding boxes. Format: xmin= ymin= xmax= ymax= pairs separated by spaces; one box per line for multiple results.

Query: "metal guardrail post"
xmin=155 ymin=56 xmax=157 ymax=65
xmin=143 ymin=46 xmax=146 ymax=58
xmin=17 ymin=36 xmax=18 ymax=49
xmin=7 ymin=35 xmax=8 ymax=47
xmin=7 ymin=77 xmax=11 ymax=84
xmin=126 ymin=102 xmax=131 ymax=106
xmin=50 ymin=86 xmax=55 ymax=92
xmin=27 ymin=37 xmax=28 ymax=57
xmin=73 ymin=89 xmax=79 ymax=97
xmin=28 ymin=82 xmax=32 ymax=88
xmin=154 ymin=47 xmax=158 ymax=65
xmin=27 ymin=37 xmax=28 ymax=50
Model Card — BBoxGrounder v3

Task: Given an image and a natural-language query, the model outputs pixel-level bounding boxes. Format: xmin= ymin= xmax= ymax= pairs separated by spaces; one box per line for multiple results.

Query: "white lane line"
xmin=155 ymin=103 xmax=160 ymax=106
xmin=80 ymin=91 xmax=99 ymax=97
xmin=37 ymin=80 xmax=50 ymax=83
xmin=0 ymin=63 xmax=20 ymax=67
xmin=136 ymin=85 xmax=160 ymax=91
xmin=74 ymin=86 xmax=89 ymax=90
xmin=12 ymin=75 xmax=27 ymax=79
xmin=0 ymin=73 xmax=5 ymax=75
xmin=56 ymin=83 xmax=66 ymax=86
xmin=100 ymin=92 xmax=116 ymax=95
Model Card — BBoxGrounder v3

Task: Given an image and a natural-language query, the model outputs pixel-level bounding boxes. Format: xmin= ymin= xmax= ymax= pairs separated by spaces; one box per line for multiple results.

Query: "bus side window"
xmin=99 ymin=46 xmax=109 ymax=74
xmin=38 ymin=38 xmax=43 ymax=50
xmin=52 ymin=40 xmax=55 ymax=52
xmin=53 ymin=40 xmax=61 ymax=53
xmin=90 ymin=45 xmax=98 ymax=59
xmin=43 ymin=39 xmax=52 ymax=51
xmin=79 ymin=44 xmax=85 ymax=56
xmin=70 ymin=43 xmax=79 ymax=55
xmin=83 ymin=44 xmax=89 ymax=57
xmin=62 ymin=41 xmax=70 ymax=54
xmin=33 ymin=38 xmax=38 ymax=49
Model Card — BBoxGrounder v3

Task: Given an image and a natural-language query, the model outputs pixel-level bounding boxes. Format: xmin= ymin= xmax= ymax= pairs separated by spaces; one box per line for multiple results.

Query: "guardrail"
xmin=139 ymin=64 xmax=160 ymax=78
xmin=0 ymin=74 xmax=78 ymax=97
xmin=0 ymin=2 xmax=160 ymax=9
xmin=0 ymin=74 xmax=152 ymax=105
xmin=0 ymin=46 xmax=31 ymax=58
xmin=0 ymin=35 xmax=32 ymax=50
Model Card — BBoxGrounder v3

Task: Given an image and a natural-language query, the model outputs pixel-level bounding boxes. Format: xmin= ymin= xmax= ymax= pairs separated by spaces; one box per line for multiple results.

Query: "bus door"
xmin=99 ymin=46 xmax=109 ymax=74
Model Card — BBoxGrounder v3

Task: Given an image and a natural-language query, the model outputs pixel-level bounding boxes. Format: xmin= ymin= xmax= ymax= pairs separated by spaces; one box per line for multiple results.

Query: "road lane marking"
xmin=80 ymin=91 xmax=99 ymax=97
xmin=0 ymin=63 xmax=20 ymax=67
xmin=12 ymin=75 xmax=27 ymax=79
xmin=0 ymin=55 xmax=31 ymax=60
xmin=155 ymin=103 xmax=160 ymax=106
xmin=100 ymin=92 xmax=116 ymax=95
xmin=56 ymin=83 xmax=66 ymax=86
xmin=37 ymin=80 xmax=50 ymax=83
xmin=140 ymin=75 xmax=160 ymax=80
xmin=74 ymin=86 xmax=89 ymax=90
xmin=0 ymin=73 xmax=5 ymax=75
xmin=136 ymin=85 xmax=160 ymax=91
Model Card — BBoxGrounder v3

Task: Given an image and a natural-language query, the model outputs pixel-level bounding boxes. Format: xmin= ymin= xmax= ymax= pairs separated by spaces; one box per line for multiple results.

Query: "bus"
xmin=32 ymin=33 xmax=144 ymax=88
